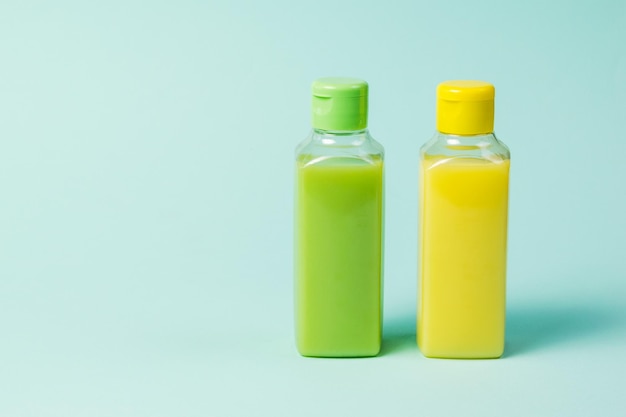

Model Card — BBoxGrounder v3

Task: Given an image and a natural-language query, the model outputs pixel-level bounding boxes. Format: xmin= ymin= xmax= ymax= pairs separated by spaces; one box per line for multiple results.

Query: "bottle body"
xmin=295 ymin=129 xmax=384 ymax=357
xmin=418 ymin=132 xmax=510 ymax=358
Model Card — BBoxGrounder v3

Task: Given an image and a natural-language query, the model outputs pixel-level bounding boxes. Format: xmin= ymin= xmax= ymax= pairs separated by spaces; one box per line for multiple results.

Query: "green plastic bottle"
xmin=294 ymin=77 xmax=384 ymax=357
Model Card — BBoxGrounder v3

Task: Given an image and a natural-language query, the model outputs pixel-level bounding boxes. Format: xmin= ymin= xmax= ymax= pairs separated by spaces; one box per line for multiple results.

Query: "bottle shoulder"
xmin=420 ymin=132 xmax=510 ymax=162
xmin=296 ymin=129 xmax=384 ymax=166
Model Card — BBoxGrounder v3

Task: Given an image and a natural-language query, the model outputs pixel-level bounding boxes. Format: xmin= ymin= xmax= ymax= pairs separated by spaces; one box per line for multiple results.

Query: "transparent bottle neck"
xmin=437 ymin=131 xmax=494 ymax=139
xmin=312 ymin=128 xmax=368 ymax=146
xmin=423 ymin=131 xmax=509 ymax=161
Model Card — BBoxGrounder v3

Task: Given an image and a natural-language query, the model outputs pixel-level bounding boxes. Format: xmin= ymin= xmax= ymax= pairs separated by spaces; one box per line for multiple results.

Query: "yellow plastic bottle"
xmin=418 ymin=81 xmax=510 ymax=359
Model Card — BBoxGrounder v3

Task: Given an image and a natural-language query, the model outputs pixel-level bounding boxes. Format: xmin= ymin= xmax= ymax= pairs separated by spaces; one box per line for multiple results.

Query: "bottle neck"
xmin=312 ymin=128 xmax=368 ymax=146
xmin=422 ymin=131 xmax=508 ymax=161
xmin=435 ymin=131 xmax=496 ymax=146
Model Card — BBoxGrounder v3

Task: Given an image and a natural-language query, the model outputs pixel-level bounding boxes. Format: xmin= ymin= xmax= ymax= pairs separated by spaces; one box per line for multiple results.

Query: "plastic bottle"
xmin=294 ymin=77 xmax=384 ymax=357
xmin=418 ymin=80 xmax=510 ymax=359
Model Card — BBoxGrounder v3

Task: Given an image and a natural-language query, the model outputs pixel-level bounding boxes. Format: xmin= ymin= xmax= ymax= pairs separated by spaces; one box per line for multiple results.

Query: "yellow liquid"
xmin=418 ymin=156 xmax=509 ymax=358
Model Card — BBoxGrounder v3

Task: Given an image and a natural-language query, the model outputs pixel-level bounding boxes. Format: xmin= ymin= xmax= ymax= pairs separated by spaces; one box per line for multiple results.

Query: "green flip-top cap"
xmin=311 ymin=77 xmax=368 ymax=131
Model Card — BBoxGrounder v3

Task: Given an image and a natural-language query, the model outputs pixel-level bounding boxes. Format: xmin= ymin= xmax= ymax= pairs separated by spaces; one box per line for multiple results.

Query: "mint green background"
xmin=1 ymin=1 xmax=625 ymax=416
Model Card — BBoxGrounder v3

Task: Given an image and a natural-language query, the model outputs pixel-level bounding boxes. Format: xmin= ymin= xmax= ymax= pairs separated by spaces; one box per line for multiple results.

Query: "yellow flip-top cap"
xmin=437 ymin=80 xmax=495 ymax=135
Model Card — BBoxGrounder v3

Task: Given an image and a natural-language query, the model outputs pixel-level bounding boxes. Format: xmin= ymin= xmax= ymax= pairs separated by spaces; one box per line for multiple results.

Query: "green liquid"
xmin=295 ymin=156 xmax=383 ymax=357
